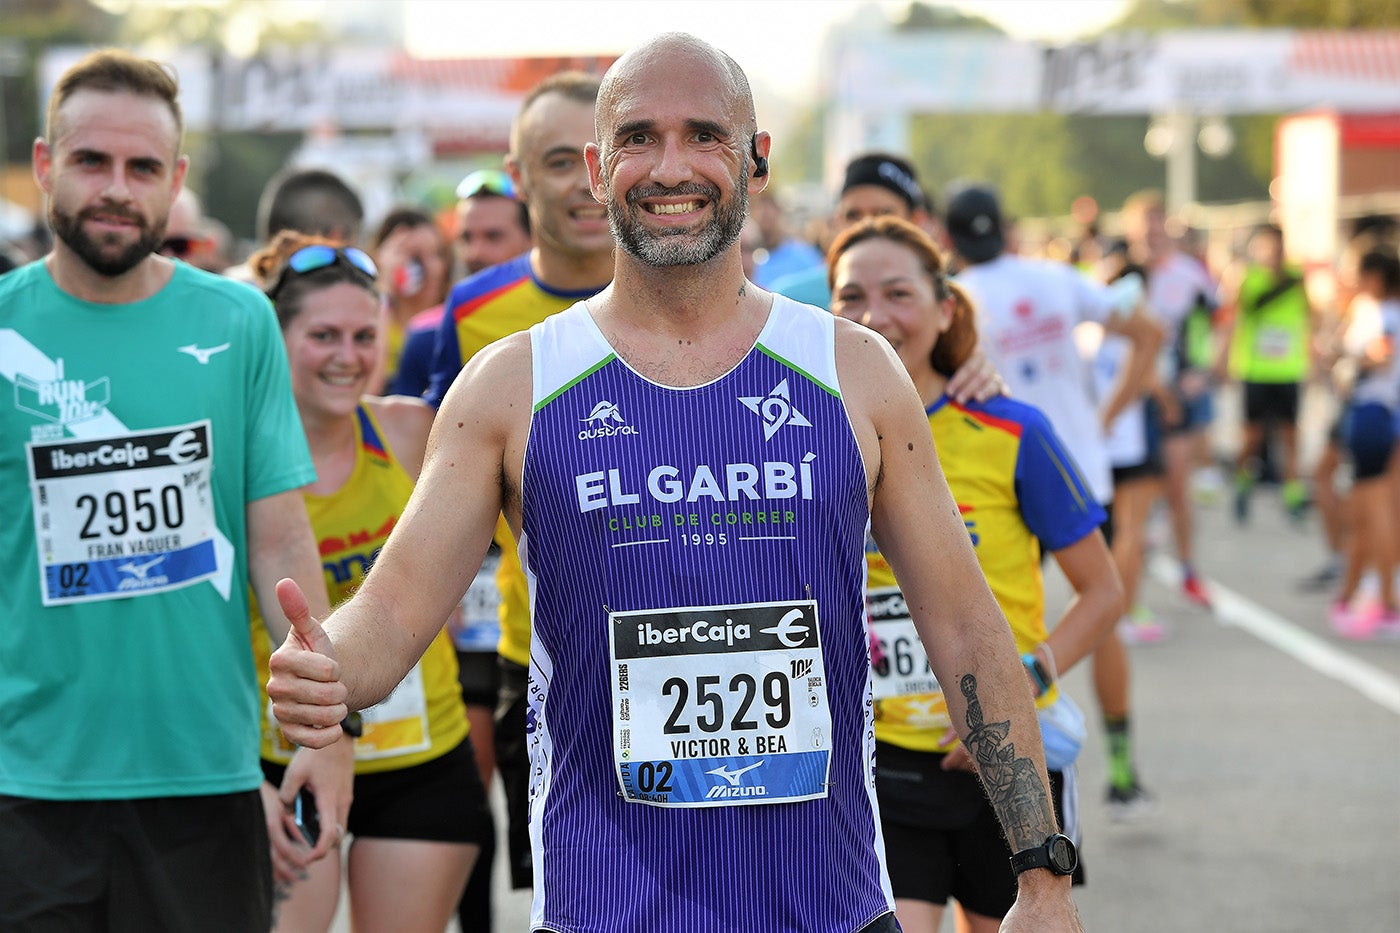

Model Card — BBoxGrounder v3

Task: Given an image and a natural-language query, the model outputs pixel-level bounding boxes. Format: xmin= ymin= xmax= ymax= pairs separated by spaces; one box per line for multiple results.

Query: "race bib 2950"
xmin=26 ymin=421 xmax=221 ymax=605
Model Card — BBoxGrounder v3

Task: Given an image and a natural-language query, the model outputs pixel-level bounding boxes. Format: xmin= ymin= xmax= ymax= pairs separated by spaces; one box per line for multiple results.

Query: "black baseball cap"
xmin=842 ymin=154 xmax=926 ymax=213
xmin=945 ymin=183 xmax=1005 ymax=264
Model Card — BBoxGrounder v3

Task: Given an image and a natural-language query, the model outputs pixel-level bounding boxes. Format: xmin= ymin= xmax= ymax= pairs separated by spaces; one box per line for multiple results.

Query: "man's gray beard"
xmin=608 ymin=180 xmax=748 ymax=268
xmin=49 ymin=203 xmax=164 ymax=277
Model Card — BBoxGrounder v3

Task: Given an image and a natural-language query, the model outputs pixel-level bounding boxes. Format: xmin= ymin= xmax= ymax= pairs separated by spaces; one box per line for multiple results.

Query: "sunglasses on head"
xmin=265 ymin=245 xmax=379 ymax=300
xmin=456 ymin=169 xmax=515 ymax=200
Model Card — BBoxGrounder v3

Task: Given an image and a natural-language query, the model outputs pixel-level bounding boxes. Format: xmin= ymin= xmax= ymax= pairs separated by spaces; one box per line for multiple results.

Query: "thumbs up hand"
xmin=268 ymin=578 xmax=349 ymax=749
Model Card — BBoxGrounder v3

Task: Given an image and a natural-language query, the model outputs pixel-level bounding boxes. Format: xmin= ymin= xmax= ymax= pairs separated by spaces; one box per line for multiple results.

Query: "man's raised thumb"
xmin=276 ymin=578 xmax=325 ymax=651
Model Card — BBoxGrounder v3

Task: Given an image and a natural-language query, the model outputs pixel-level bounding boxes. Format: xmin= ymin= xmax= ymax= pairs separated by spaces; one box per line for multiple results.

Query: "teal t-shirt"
xmin=0 ymin=260 xmax=315 ymax=799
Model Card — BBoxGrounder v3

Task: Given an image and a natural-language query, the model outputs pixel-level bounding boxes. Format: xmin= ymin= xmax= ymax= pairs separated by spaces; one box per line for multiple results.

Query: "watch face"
xmin=1049 ymin=835 xmax=1077 ymax=873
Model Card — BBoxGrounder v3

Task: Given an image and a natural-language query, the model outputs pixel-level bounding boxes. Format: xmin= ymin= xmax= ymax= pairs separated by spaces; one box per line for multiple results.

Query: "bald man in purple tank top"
xmin=268 ymin=32 xmax=1082 ymax=933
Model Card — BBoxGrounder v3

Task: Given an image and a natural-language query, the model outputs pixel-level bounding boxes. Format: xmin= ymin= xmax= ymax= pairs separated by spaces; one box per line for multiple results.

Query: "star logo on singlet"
xmin=739 ymin=379 xmax=811 ymax=441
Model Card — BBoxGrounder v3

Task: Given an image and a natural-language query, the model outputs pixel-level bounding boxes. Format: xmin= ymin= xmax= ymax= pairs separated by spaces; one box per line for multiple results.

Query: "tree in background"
xmin=1 ymin=0 xmax=334 ymax=243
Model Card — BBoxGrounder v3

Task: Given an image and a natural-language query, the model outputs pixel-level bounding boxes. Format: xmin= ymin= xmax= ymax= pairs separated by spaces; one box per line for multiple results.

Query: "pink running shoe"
xmin=1373 ymin=608 xmax=1400 ymax=641
xmin=1330 ymin=600 xmax=1379 ymax=640
xmin=1182 ymin=574 xmax=1213 ymax=609
xmin=1117 ymin=608 xmax=1169 ymax=645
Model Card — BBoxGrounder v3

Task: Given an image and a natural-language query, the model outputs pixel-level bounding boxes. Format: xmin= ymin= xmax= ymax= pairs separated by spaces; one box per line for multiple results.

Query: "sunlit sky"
xmin=403 ymin=1 xmax=1131 ymax=101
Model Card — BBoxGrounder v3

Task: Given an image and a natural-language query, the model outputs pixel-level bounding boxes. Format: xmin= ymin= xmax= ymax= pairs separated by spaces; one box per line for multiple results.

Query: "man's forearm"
xmin=323 ymin=561 xmax=432 ymax=713
xmin=955 ymin=672 xmax=1058 ymax=851
xmin=934 ymin=622 xmax=1060 ymax=852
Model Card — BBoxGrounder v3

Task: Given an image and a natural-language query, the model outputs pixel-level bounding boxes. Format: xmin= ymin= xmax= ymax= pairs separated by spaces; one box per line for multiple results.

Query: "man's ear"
xmin=33 ymin=137 xmax=53 ymax=195
xmin=585 ymin=142 xmax=607 ymax=204
xmin=747 ymin=131 xmax=771 ymax=195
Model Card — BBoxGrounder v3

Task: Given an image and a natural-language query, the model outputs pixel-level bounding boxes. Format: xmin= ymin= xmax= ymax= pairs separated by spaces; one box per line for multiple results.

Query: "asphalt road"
xmin=1058 ymin=497 xmax=1400 ymax=932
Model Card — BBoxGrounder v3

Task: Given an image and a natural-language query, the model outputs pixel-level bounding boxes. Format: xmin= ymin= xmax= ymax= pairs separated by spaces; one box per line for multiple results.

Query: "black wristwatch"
xmin=1010 ymin=833 xmax=1077 ymax=876
xmin=340 ymin=711 xmax=363 ymax=738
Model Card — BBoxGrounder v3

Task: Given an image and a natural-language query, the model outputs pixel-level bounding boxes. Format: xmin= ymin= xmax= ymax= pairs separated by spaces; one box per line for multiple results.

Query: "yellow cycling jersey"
xmin=870 ymin=396 xmax=1104 ymax=752
xmin=251 ymin=405 xmax=468 ymax=772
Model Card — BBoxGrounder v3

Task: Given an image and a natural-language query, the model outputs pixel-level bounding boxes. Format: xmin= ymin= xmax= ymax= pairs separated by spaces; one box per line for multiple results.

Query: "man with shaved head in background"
xmin=268 ymin=33 xmax=1082 ymax=932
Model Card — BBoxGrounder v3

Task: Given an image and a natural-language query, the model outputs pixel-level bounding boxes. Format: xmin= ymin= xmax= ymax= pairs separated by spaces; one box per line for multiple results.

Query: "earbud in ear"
xmin=751 ymin=137 xmax=769 ymax=178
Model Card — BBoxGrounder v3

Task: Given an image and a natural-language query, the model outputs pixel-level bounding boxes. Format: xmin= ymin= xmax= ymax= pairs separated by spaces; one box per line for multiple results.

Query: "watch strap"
xmin=1009 ymin=844 xmax=1051 ymax=875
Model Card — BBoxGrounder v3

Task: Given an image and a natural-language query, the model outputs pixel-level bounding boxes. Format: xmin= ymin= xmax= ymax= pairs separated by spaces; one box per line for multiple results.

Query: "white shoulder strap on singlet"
xmin=755 ymin=295 xmax=841 ymax=397
xmin=529 ymin=303 xmax=616 ymax=411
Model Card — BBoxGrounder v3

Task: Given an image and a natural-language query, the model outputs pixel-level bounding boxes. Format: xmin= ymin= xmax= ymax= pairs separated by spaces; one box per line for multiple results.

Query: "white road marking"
xmin=1149 ymin=554 xmax=1400 ymax=716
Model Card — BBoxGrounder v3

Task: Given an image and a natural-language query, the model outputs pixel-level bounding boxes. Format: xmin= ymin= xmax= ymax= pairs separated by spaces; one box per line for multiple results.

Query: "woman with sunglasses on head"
xmin=829 ymin=217 xmax=1122 ymax=933
xmin=248 ymin=233 xmax=489 ymax=933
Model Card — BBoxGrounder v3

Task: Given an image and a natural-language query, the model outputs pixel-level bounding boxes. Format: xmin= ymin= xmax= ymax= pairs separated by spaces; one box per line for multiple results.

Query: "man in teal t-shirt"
xmin=0 ymin=49 xmax=349 ymax=930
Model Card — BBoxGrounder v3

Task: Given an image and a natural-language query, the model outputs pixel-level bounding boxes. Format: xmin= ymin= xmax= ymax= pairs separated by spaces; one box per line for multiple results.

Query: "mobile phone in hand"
xmin=293 ymin=788 xmax=320 ymax=846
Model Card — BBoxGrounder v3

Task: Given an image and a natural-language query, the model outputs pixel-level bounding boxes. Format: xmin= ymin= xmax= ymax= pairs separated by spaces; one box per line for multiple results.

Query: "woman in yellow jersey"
xmin=829 ymin=217 xmax=1122 ymax=933
xmin=249 ymin=232 xmax=488 ymax=932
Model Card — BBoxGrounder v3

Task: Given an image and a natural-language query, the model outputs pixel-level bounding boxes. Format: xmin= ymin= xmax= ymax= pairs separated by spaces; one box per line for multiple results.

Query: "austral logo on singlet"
xmin=14 ymin=358 xmax=110 ymax=431
xmin=578 ymin=400 xmax=640 ymax=441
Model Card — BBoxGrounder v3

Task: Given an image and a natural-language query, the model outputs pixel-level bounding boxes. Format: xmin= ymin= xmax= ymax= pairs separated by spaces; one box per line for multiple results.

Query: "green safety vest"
xmin=1229 ymin=265 xmax=1310 ymax=383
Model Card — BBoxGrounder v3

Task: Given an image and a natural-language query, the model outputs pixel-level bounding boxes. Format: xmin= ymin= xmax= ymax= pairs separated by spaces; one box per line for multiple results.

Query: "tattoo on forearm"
xmin=959 ymin=674 xmax=1056 ymax=850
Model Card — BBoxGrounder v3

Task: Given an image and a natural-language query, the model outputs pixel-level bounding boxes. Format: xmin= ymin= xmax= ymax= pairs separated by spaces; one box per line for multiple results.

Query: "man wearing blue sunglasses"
xmin=453 ymin=169 xmax=532 ymax=277
xmin=0 ymin=49 xmax=349 ymax=931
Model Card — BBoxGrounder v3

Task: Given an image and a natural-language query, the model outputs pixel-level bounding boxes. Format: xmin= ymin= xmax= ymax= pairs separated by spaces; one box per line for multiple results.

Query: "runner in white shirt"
xmin=945 ymin=184 xmax=1164 ymax=821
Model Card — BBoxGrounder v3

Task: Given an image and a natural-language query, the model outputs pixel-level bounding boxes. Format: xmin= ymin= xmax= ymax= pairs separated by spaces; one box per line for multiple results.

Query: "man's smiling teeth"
xmin=646 ymin=201 xmax=701 ymax=215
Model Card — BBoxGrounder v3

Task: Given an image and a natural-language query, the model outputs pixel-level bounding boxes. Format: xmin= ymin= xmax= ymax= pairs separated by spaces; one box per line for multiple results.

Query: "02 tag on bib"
xmin=26 ymin=421 xmax=221 ymax=606
xmin=608 ymin=599 xmax=831 ymax=808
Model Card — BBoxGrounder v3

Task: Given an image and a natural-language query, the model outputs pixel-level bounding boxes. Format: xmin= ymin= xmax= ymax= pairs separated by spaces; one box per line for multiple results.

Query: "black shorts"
xmin=261 ymin=737 xmax=490 ymax=846
xmin=1112 ymin=460 xmax=1163 ymax=485
xmin=1112 ymin=400 xmax=1166 ymax=484
xmin=878 ymin=744 xmax=1083 ymax=919
xmin=0 ymin=790 xmax=272 ymax=932
xmin=457 ymin=650 xmax=502 ymax=709
xmin=1243 ymin=381 xmax=1300 ymax=425
xmin=495 ymin=656 xmax=533 ymax=889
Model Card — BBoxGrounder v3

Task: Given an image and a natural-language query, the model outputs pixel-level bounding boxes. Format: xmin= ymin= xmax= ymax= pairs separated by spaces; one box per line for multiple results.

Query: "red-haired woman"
xmin=829 ymin=217 xmax=1122 ymax=933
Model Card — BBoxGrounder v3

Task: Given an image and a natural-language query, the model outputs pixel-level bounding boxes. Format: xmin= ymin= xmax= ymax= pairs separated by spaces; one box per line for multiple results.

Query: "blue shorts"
xmin=1162 ymin=385 xmax=1214 ymax=436
xmin=1347 ymin=402 xmax=1395 ymax=481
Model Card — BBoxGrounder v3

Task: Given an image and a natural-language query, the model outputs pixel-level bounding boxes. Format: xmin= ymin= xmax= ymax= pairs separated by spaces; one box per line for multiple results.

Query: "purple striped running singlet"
xmin=520 ymin=297 xmax=895 ymax=932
